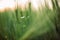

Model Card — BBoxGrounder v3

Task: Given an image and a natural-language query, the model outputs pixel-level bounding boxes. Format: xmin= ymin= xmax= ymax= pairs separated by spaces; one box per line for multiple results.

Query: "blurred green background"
xmin=0 ymin=0 xmax=60 ymax=40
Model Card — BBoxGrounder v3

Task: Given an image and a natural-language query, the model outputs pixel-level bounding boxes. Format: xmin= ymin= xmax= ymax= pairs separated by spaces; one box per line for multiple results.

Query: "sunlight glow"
xmin=17 ymin=0 xmax=29 ymax=10
xmin=0 ymin=0 xmax=53 ymax=11
xmin=31 ymin=0 xmax=39 ymax=10
xmin=0 ymin=0 xmax=16 ymax=12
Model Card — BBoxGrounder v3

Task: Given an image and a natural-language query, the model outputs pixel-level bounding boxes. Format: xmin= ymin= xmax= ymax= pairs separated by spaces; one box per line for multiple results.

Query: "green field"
xmin=0 ymin=0 xmax=60 ymax=40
